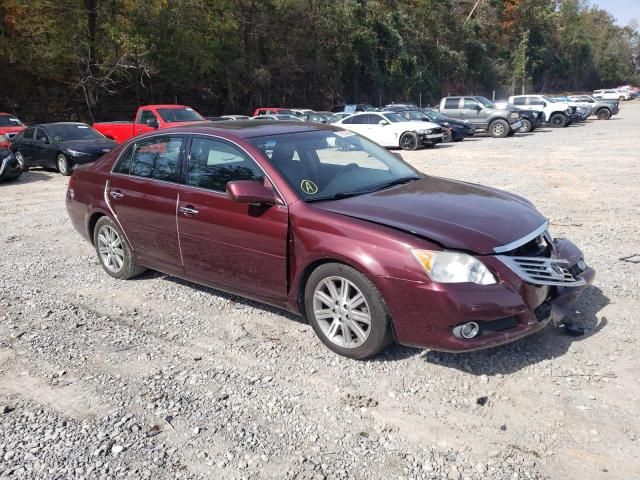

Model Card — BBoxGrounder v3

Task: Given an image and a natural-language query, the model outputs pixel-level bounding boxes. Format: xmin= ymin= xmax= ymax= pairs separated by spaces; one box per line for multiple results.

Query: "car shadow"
xmin=418 ymin=285 xmax=609 ymax=375
xmin=0 ymin=171 xmax=55 ymax=185
xmin=137 ymin=270 xmax=305 ymax=324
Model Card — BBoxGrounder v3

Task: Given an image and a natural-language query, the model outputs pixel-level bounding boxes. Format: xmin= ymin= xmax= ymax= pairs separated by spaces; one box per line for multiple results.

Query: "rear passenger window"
xmin=114 ymin=136 xmax=183 ymax=182
xmin=444 ymin=98 xmax=459 ymax=109
xmin=186 ymin=137 xmax=264 ymax=192
xmin=513 ymin=97 xmax=526 ymax=105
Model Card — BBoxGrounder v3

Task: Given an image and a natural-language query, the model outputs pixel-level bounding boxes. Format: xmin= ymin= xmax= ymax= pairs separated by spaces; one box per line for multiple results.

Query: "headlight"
xmin=510 ymin=112 xmax=520 ymax=119
xmin=64 ymin=149 xmax=90 ymax=156
xmin=443 ymin=122 xmax=450 ymax=127
xmin=411 ymin=249 xmax=497 ymax=285
xmin=418 ymin=129 xmax=434 ymax=134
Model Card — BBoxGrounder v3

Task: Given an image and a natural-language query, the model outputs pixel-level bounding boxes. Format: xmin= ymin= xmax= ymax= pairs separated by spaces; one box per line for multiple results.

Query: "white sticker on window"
xmin=186 ymin=107 xmax=194 ymax=111
xmin=9 ymin=118 xmax=18 ymax=122
xmin=77 ymin=125 xmax=89 ymax=129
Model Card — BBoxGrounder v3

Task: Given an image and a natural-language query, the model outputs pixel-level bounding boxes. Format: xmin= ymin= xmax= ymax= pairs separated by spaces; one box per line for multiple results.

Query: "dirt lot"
xmin=1 ymin=104 xmax=639 ymax=480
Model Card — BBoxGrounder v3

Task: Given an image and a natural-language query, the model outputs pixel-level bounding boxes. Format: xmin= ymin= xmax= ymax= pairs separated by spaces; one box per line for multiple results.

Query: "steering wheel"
xmin=323 ymin=163 xmax=360 ymax=192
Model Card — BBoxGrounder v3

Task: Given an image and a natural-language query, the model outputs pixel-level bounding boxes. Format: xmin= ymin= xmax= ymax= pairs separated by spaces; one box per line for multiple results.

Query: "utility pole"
xmin=521 ymin=31 xmax=529 ymax=95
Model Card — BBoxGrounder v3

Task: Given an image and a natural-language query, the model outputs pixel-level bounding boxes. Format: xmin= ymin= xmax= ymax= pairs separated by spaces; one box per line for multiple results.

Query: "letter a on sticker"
xmin=301 ymin=179 xmax=318 ymax=195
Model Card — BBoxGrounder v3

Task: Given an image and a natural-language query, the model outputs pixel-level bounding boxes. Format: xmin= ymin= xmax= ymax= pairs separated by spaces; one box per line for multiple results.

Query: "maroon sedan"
xmin=66 ymin=122 xmax=594 ymax=359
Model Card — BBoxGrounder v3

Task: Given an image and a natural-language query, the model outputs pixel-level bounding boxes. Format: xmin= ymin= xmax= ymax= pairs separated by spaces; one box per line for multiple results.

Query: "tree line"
xmin=0 ymin=0 xmax=638 ymax=122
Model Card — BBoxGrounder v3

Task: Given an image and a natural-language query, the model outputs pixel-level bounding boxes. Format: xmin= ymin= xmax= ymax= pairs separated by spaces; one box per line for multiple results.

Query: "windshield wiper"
xmin=306 ymin=191 xmax=369 ymax=202
xmin=370 ymin=175 xmax=420 ymax=192
xmin=306 ymin=176 xmax=420 ymax=203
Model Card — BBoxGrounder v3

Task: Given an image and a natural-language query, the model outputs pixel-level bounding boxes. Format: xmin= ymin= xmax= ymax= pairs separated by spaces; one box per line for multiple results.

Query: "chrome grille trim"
xmin=493 ymin=220 xmax=549 ymax=254
xmin=497 ymin=255 xmax=586 ymax=287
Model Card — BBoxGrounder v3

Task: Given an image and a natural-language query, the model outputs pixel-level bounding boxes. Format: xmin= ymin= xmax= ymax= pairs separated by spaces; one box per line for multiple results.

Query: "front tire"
xmin=304 ymin=263 xmax=392 ymax=360
xmin=518 ymin=118 xmax=532 ymax=133
xmin=596 ymin=109 xmax=611 ymax=120
xmin=56 ymin=154 xmax=72 ymax=176
xmin=549 ymin=113 xmax=567 ymax=128
xmin=489 ymin=119 xmax=509 ymax=138
xmin=93 ymin=216 xmax=146 ymax=280
xmin=399 ymin=132 xmax=419 ymax=151
xmin=14 ymin=151 xmax=28 ymax=172
xmin=441 ymin=128 xmax=452 ymax=143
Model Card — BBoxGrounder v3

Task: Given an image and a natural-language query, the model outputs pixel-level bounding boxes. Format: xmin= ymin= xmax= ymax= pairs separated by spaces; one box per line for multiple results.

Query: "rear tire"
xmin=399 ymin=132 xmax=419 ymax=151
xmin=618 ymin=96 xmax=625 ymax=102
xmin=489 ymin=119 xmax=509 ymax=138
xmin=596 ymin=109 xmax=611 ymax=120
xmin=549 ymin=113 xmax=567 ymax=128
xmin=93 ymin=216 xmax=146 ymax=280
xmin=56 ymin=154 xmax=72 ymax=176
xmin=304 ymin=263 xmax=393 ymax=360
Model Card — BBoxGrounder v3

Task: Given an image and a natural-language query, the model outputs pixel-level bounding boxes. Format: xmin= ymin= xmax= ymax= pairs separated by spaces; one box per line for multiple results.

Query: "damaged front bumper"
xmin=380 ymin=237 xmax=595 ymax=352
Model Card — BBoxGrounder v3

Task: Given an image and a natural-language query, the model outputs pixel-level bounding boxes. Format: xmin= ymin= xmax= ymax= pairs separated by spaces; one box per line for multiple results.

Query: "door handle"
xmin=110 ymin=190 xmax=124 ymax=199
xmin=179 ymin=206 xmax=199 ymax=216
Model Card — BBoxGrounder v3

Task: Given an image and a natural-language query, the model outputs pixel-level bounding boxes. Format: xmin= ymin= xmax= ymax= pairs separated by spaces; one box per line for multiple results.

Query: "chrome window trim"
xmin=493 ymin=220 xmax=549 ymax=254
xmin=109 ymin=132 xmax=287 ymax=206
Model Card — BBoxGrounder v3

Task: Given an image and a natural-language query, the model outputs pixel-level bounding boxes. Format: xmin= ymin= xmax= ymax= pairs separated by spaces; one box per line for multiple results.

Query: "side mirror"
xmin=472 ymin=104 xmax=482 ymax=111
xmin=378 ymin=120 xmax=389 ymax=126
xmin=39 ymin=137 xmax=49 ymax=144
xmin=542 ymin=101 xmax=547 ymax=107
xmin=146 ymin=117 xmax=159 ymax=128
xmin=226 ymin=180 xmax=276 ymax=205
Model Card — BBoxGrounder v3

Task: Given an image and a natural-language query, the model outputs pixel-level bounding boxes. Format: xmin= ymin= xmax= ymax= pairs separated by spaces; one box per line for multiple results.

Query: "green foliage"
xmin=0 ymin=0 xmax=638 ymax=120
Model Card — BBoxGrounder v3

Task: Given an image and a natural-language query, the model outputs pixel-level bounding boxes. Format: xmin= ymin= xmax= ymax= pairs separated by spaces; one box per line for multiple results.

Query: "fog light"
xmin=453 ymin=322 xmax=480 ymax=339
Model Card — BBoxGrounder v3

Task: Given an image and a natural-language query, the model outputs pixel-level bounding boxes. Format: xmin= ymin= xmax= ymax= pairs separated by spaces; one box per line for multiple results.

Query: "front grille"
xmin=480 ymin=317 xmax=518 ymax=334
xmin=497 ymin=255 xmax=586 ymax=287
xmin=431 ymin=127 xmax=443 ymax=134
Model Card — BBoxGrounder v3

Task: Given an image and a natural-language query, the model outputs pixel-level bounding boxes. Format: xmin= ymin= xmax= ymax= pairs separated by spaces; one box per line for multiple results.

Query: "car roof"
xmin=152 ymin=121 xmax=339 ymax=139
xmin=30 ymin=122 xmax=91 ymax=128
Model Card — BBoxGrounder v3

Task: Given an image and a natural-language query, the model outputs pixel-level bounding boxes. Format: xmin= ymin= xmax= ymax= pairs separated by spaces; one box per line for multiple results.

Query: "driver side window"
xmin=137 ymin=110 xmax=157 ymax=125
xmin=35 ymin=128 xmax=49 ymax=143
xmin=463 ymin=99 xmax=480 ymax=109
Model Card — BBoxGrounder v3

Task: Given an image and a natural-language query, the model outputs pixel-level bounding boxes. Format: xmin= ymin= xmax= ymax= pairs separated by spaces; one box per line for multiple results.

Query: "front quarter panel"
xmin=288 ymin=202 xmax=435 ymax=311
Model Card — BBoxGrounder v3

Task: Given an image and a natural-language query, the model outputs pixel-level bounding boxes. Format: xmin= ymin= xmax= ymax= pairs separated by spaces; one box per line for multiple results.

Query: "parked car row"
xmin=2 ymin=85 xmax=635 ymax=182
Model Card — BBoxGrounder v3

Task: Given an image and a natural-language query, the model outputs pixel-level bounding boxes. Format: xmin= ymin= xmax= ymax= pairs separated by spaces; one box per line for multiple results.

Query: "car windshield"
xmin=400 ymin=111 xmax=427 ymax=121
xmin=249 ymin=129 xmax=420 ymax=202
xmin=476 ymin=96 xmax=496 ymax=108
xmin=424 ymin=110 xmax=448 ymax=121
xmin=0 ymin=115 xmax=23 ymax=127
xmin=157 ymin=107 xmax=204 ymax=122
xmin=47 ymin=124 xmax=105 ymax=142
xmin=382 ymin=113 xmax=407 ymax=123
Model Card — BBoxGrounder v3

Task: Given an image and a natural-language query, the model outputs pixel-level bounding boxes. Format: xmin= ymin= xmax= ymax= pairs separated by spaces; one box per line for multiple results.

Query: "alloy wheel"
xmin=15 ymin=151 xmax=25 ymax=171
xmin=312 ymin=276 xmax=371 ymax=349
xmin=57 ymin=155 xmax=69 ymax=175
xmin=97 ymin=225 xmax=125 ymax=273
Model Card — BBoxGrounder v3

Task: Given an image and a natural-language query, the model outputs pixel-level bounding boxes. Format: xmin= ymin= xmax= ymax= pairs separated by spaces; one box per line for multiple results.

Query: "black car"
xmin=397 ymin=109 xmax=475 ymax=142
xmin=0 ymin=148 xmax=22 ymax=182
xmin=10 ymin=122 xmax=117 ymax=176
xmin=510 ymin=108 xmax=543 ymax=133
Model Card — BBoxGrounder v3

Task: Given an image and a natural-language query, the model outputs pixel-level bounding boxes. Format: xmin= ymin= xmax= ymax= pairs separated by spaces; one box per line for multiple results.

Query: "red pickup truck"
xmin=93 ymin=104 xmax=207 ymax=143
xmin=0 ymin=113 xmax=26 ymax=148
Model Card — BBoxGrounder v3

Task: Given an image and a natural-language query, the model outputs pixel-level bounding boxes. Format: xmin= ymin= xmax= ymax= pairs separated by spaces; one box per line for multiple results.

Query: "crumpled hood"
xmin=313 ymin=177 xmax=546 ymax=254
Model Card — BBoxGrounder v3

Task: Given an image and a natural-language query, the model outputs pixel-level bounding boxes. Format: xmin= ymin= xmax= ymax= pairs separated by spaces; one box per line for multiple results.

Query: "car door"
xmin=134 ymin=109 xmax=159 ymax=137
xmin=368 ymin=114 xmax=396 ymax=145
xmin=177 ymin=135 xmax=288 ymax=302
xmin=15 ymin=127 xmax=35 ymax=164
xmin=441 ymin=98 xmax=463 ymax=120
xmin=33 ymin=127 xmax=56 ymax=167
xmin=462 ymin=98 xmax=486 ymax=127
xmin=107 ymin=134 xmax=185 ymax=276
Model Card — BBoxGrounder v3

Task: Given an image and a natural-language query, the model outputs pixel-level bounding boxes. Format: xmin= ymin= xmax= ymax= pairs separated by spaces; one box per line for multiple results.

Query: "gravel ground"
xmin=1 ymin=104 xmax=639 ymax=480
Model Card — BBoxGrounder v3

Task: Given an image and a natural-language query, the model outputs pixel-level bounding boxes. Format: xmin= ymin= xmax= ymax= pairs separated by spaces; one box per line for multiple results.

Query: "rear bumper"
xmin=377 ymin=239 xmax=595 ymax=352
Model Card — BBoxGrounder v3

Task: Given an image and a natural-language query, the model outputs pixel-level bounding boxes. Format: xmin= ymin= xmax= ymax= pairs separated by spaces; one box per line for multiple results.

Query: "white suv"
xmin=593 ymin=89 xmax=630 ymax=101
xmin=508 ymin=95 xmax=573 ymax=128
xmin=334 ymin=111 xmax=444 ymax=150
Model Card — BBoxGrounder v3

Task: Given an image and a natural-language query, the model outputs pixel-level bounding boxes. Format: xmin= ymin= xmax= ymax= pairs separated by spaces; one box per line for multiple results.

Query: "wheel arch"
xmin=87 ymin=211 xmax=107 ymax=245
xmin=295 ymin=257 xmax=400 ymax=343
